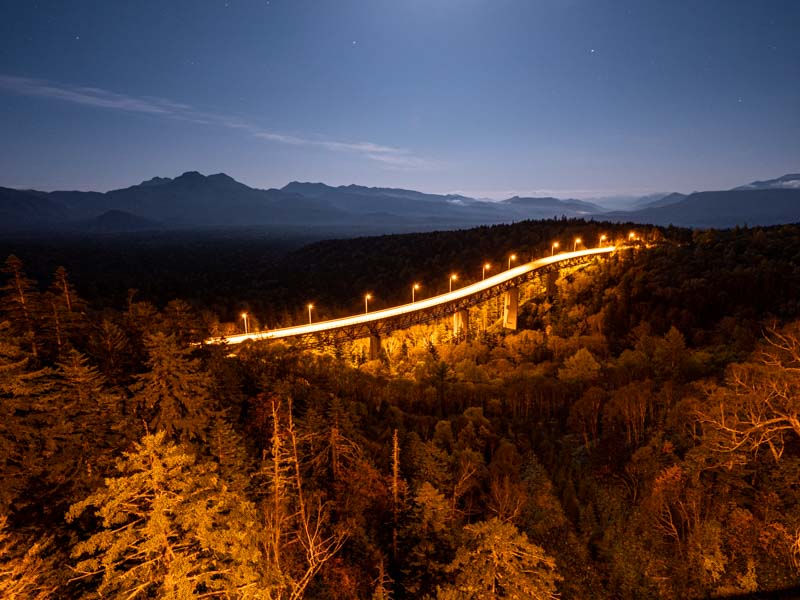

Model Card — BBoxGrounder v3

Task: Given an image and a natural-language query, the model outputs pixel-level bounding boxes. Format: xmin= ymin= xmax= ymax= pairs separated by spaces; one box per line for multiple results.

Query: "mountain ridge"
xmin=2 ymin=171 xmax=799 ymax=233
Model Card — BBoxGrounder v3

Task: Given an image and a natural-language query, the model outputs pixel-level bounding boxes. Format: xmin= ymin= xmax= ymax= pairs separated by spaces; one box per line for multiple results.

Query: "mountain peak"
xmin=208 ymin=172 xmax=235 ymax=182
xmin=281 ymin=181 xmax=335 ymax=197
xmin=139 ymin=176 xmax=172 ymax=187
xmin=176 ymin=171 xmax=206 ymax=181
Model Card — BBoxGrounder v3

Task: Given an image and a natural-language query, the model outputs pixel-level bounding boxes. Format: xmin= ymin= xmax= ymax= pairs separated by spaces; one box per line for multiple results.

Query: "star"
xmin=352 ymin=40 xmax=357 ymax=45
xmin=590 ymin=48 xmax=595 ymax=53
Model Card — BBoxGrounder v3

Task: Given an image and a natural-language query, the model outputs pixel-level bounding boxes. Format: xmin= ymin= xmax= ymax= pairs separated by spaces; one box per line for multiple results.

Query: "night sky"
xmin=1 ymin=0 xmax=798 ymax=198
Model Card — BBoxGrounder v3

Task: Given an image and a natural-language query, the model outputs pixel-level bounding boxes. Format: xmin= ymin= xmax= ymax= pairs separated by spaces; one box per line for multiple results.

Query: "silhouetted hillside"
xmin=3 ymin=172 xmax=800 ymax=232
xmin=604 ymin=188 xmax=800 ymax=228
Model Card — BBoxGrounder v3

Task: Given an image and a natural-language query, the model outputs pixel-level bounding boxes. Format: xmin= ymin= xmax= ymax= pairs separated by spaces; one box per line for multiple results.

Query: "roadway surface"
xmin=210 ymin=246 xmax=616 ymax=345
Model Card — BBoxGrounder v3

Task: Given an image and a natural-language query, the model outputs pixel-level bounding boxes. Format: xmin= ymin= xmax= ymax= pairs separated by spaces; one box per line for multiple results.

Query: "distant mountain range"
xmin=2 ymin=171 xmax=799 ymax=233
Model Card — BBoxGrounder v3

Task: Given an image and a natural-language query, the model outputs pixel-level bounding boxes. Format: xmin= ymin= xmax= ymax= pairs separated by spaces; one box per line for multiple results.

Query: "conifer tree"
xmin=1 ymin=255 xmax=44 ymax=358
xmin=1 ymin=341 xmax=127 ymax=516
xmin=401 ymin=481 xmax=457 ymax=597
xmin=47 ymin=350 xmax=131 ymax=498
xmin=158 ymin=298 xmax=208 ymax=344
xmin=132 ymin=332 xmax=215 ymax=442
xmin=66 ymin=431 xmax=268 ymax=599
xmin=43 ymin=266 xmax=88 ymax=358
xmin=88 ymin=317 xmax=132 ymax=384
xmin=0 ymin=516 xmax=57 ymax=599
xmin=0 ymin=323 xmax=57 ymax=512
xmin=437 ymin=518 xmax=561 ymax=599
xmin=207 ymin=415 xmax=252 ymax=494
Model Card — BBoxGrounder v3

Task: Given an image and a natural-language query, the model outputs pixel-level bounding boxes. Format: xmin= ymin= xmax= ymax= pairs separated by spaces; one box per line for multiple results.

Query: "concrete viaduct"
xmin=208 ymin=246 xmax=617 ymax=358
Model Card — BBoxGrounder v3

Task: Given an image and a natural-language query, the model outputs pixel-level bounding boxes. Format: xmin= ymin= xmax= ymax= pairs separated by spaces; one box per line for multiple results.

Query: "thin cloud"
xmin=0 ymin=74 xmax=437 ymax=170
xmin=0 ymin=74 xmax=175 ymax=114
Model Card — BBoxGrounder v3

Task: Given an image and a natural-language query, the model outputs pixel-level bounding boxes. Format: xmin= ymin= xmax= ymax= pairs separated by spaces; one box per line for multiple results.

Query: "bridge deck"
xmin=210 ymin=246 xmax=616 ymax=345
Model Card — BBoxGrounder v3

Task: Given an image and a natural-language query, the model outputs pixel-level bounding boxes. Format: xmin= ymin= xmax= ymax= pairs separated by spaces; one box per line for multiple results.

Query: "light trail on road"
xmin=209 ymin=246 xmax=616 ymax=345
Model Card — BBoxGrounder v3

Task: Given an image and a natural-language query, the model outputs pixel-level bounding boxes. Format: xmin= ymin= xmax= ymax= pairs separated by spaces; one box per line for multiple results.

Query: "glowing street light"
xmin=551 ymin=241 xmax=559 ymax=256
xmin=241 ymin=312 xmax=249 ymax=334
xmin=450 ymin=274 xmax=458 ymax=293
xmin=307 ymin=303 xmax=314 ymax=324
xmin=412 ymin=283 xmax=420 ymax=303
xmin=482 ymin=262 xmax=491 ymax=280
xmin=599 ymin=234 xmax=607 ymax=247
xmin=629 ymin=231 xmax=636 ymax=241
xmin=365 ymin=293 xmax=372 ymax=314
xmin=573 ymin=237 xmax=582 ymax=251
xmin=507 ymin=254 xmax=517 ymax=270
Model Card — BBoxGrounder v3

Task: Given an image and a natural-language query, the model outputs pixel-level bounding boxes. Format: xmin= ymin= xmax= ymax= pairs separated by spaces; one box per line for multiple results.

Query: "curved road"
xmin=210 ymin=246 xmax=616 ymax=345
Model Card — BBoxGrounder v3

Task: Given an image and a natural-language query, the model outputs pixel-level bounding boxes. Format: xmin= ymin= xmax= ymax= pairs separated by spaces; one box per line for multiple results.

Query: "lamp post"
xmin=551 ymin=242 xmax=559 ymax=256
xmin=573 ymin=238 xmax=582 ymax=252
xmin=482 ymin=262 xmax=491 ymax=280
xmin=507 ymin=254 xmax=517 ymax=270
xmin=241 ymin=312 xmax=249 ymax=334
xmin=307 ymin=303 xmax=314 ymax=324
xmin=629 ymin=231 xmax=636 ymax=241
xmin=365 ymin=293 xmax=372 ymax=314
xmin=412 ymin=283 xmax=420 ymax=303
xmin=599 ymin=234 xmax=607 ymax=247
xmin=449 ymin=274 xmax=458 ymax=293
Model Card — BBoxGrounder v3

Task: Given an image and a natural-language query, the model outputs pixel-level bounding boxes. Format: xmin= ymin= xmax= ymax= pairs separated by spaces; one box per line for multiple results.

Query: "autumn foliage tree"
xmin=698 ymin=324 xmax=800 ymax=462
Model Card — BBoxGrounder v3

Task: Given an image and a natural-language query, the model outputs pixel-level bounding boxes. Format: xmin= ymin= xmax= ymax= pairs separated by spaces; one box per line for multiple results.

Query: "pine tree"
xmin=401 ymin=481 xmax=457 ymax=597
xmin=88 ymin=317 xmax=132 ymax=385
xmin=43 ymin=266 xmax=89 ymax=359
xmin=66 ymin=431 xmax=269 ymax=599
xmin=48 ymin=350 xmax=131 ymax=498
xmin=0 ymin=515 xmax=57 ymax=599
xmin=0 ymin=340 xmax=128 ymax=517
xmin=0 ymin=322 xmax=57 ymax=512
xmin=132 ymin=332 xmax=215 ymax=442
xmin=1 ymin=256 xmax=44 ymax=358
xmin=207 ymin=414 xmax=251 ymax=494
xmin=437 ymin=518 xmax=561 ymax=599
xmin=158 ymin=298 xmax=208 ymax=344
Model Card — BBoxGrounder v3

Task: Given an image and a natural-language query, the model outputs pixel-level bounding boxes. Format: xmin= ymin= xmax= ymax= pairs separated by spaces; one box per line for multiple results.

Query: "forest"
xmin=2 ymin=219 xmax=800 ymax=599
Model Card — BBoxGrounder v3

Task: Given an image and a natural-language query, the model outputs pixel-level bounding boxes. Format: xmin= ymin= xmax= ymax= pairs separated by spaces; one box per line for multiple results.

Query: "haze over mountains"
xmin=2 ymin=171 xmax=799 ymax=234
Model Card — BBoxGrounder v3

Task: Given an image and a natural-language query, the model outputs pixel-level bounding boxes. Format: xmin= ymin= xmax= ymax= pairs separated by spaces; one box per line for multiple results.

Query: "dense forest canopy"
xmin=1 ymin=219 xmax=800 ymax=598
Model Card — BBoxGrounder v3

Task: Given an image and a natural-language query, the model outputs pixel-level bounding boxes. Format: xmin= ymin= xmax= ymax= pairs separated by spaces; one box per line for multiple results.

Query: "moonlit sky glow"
xmin=1 ymin=1 xmax=798 ymax=198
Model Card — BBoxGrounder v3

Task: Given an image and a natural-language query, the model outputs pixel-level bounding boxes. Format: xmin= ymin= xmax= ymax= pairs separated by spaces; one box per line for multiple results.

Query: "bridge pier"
xmin=369 ymin=333 xmax=381 ymax=361
xmin=546 ymin=270 xmax=558 ymax=297
xmin=453 ymin=309 xmax=469 ymax=339
xmin=503 ymin=288 xmax=518 ymax=330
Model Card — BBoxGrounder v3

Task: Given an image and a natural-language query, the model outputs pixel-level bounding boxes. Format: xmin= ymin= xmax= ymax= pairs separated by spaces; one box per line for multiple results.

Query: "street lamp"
xmin=629 ymin=231 xmax=636 ymax=241
xmin=241 ymin=312 xmax=249 ymax=334
xmin=412 ymin=283 xmax=420 ymax=303
xmin=507 ymin=254 xmax=517 ymax=270
xmin=449 ymin=274 xmax=458 ymax=293
xmin=307 ymin=303 xmax=314 ymax=324
xmin=551 ymin=242 xmax=559 ymax=256
xmin=573 ymin=238 xmax=582 ymax=251
xmin=482 ymin=262 xmax=491 ymax=280
xmin=599 ymin=234 xmax=607 ymax=247
xmin=365 ymin=293 xmax=372 ymax=314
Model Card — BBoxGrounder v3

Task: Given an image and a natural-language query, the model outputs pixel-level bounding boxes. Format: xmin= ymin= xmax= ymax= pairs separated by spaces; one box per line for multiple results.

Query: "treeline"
xmin=1 ymin=222 xmax=800 ymax=598
xmin=0 ymin=219 xmax=669 ymax=328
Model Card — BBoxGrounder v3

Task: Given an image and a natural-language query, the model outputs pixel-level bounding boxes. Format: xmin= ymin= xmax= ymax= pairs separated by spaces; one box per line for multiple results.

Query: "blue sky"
xmin=1 ymin=0 xmax=798 ymax=197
